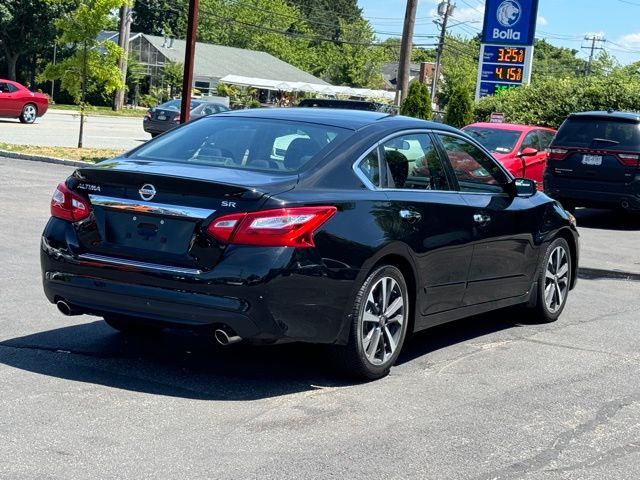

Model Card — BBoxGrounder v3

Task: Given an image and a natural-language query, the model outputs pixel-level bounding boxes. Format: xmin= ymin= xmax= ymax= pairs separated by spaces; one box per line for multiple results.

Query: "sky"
xmin=358 ymin=0 xmax=640 ymax=65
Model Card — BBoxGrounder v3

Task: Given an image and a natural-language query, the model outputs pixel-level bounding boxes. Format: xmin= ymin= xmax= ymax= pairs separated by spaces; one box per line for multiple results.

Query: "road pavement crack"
xmin=473 ymin=396 xmax=640 ymax=480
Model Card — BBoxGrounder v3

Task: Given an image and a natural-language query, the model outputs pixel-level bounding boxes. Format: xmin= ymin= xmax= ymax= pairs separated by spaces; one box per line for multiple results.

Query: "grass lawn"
xmin=0 ymin=142 xmax=123 ymax=163
xmin=50 ymin=104 xmax=148 ymax=118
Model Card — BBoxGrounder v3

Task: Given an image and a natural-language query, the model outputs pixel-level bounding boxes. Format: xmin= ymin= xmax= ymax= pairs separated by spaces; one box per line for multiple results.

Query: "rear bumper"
xmin=142 ymin=119 xmax=175 ymax=135
xmin=40 ymin=218 xmax=358 ymax=344
xmin=545 ymin=176 xmax=640 ymax=210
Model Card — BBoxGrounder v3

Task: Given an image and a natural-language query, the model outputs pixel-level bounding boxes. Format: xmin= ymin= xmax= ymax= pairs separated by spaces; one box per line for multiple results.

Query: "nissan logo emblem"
xmin=139 ymin=184 xmax=156 ymax=201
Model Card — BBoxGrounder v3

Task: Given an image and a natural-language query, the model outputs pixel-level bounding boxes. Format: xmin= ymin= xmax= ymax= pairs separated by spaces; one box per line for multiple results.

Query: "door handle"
xmin=399 ymin=209 xmax=422 ymax=223
xmin=473 ymin=213 xmax=491 ymax=226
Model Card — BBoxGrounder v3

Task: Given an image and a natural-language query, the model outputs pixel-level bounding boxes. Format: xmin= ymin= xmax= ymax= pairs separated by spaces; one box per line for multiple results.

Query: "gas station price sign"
xmin=476 ymin=44 xmax=532 ymax=99
xmin=483 ymin=45 xmax=526 ymax=64
xmin=475 ymin=0 xmax=539 ymax=100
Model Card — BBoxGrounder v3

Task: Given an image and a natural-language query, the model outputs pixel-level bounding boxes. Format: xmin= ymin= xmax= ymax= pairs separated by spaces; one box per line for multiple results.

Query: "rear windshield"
xmin=157 ymin=99 xmax=202 ymax=111
xmin=299 ymin=99 xmax=379 ymax=111
xmin=463 ymin=127 xmax=522 ymax=154
xmin=128 ymin=116 xmax=351 ymax=172
xmin=555 ymin=117 xmax=640 ymax=150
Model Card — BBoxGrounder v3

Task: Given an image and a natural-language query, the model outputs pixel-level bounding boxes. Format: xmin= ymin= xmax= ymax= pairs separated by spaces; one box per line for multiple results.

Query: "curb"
xmin=48 ymin=108 xmax=145 ymax=119
xmin=0 ymin=149 xmax=93 ymax=168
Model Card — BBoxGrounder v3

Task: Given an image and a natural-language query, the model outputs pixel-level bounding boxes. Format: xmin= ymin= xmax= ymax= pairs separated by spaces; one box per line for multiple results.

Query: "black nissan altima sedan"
xmin=41 ymin=108 xmax=579 ymax=379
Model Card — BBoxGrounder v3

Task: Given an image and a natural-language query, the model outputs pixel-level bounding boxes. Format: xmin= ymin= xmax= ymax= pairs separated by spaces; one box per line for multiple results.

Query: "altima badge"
xmin=139 ymin=184 xmax=156 ymax=201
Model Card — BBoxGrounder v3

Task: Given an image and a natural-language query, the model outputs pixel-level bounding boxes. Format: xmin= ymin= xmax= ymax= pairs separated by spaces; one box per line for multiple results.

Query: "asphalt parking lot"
xmin=1 ymin=156 xmax=639 ymax=480
xmin=0 ymin=111 xmax=146 ymax=150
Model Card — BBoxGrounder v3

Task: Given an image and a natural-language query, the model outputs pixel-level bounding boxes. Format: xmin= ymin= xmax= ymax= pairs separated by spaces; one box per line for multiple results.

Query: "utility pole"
xmin=396 ymin=0 xmax=418 ymax=105
xmin=583 ymin=34 xmax=605 ymax=76
xmin=180 ymin=0 xmax=199 ymax=123
xmin=113 ymin=3 xmax=131 ymax=110
xmin=431 ymin=0 xmax=454 ymax=105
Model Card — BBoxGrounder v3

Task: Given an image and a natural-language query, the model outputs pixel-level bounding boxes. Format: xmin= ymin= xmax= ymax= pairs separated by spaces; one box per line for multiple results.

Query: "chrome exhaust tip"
xmin=56 ymin=300 xmax=81 ymax=316
xmin=621 ymin=200 xmax=630 ymax=209
xmin=214 ymin=328 xmax=242 ymax=346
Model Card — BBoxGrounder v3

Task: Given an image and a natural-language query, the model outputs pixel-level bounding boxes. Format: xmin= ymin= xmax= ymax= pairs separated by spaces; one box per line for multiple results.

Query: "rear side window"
xmin=538 ymin=130 xmax=555 ymax=150
xmin=555 ymin=117 xmax=640 ymax=150
xmin=358 ymin=150 xmax=380 ymax=187
xmin=129 ymin=117 xmax=351 ymax=172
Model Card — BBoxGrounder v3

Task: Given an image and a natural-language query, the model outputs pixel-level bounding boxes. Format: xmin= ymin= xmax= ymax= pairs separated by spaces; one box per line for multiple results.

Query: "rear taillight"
xmin=173 ymin=114 xmax=181 ymax=123
xmin=207 ymin=206 xmax=337 ymax=247
xmin=548 ymin=148 xmax=568 ymax=161
xmin=50 ymin=182 xmax=90 ymax=222
xmin=144 ymin=111 xmax=152 ymax=120
xmin=617 ymin=153 xmax=640 ymax=167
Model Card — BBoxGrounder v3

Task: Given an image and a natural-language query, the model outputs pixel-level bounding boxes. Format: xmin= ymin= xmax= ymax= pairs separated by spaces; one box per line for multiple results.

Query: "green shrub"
xmin=444 ymin=84 xmax=473 ymax=128
xmin=139 ymin=94 xmax=158 ymax=108
xmin=400 ymin=81 xmax=432 ymax=120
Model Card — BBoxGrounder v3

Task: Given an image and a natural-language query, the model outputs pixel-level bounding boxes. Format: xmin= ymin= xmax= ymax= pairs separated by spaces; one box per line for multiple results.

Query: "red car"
xmin=0 ymin=79 xmax=49 ymax=123
xmin=462 ymin=122 xmax=556 ymax=189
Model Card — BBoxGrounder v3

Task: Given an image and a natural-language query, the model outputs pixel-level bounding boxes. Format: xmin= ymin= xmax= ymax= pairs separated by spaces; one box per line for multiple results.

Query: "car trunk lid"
xmin=70 ymin=158 xmax=297 ymax=272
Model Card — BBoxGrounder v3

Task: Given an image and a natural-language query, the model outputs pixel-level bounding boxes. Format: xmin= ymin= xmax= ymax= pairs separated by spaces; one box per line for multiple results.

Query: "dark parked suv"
xmin=545 ymin=111 xmax=640 ymax=211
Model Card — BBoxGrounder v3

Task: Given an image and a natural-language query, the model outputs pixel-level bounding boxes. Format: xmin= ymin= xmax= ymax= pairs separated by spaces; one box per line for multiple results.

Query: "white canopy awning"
xmin=219 ymin=74 xmax=397 ymax=101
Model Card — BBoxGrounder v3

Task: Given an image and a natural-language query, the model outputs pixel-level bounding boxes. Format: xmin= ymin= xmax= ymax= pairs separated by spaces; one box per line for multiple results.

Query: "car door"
xmin=375 ymin=131 xmax=476 ymax=317
xmin=434 ymin=132 xmax=539 ymax=306
xmin=519 ymin=130 xmax=547 ymax=186
xmin=0 ymin=82 xmax=12 ymax=116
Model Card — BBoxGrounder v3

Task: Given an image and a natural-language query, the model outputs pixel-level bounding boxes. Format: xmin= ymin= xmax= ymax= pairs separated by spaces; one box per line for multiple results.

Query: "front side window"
xmin=437 ymin=134 xmax=508 ymax=193
xmin=129 ymin=117 xmax=351 ymax=173
xmin=521 ymin=131 xmax=541 ymax=151
xmin=382 ymin=133 xmax=450 ymax=191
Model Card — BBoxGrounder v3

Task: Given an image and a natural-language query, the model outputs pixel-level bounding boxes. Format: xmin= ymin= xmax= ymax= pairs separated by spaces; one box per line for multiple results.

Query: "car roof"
xmin=215 ymin=107 xmax=461 ymax=132
xmin=568 ymin=111 xmax=640 ymax=122
xmin=465 ymin=122 xmax=556 ymax=132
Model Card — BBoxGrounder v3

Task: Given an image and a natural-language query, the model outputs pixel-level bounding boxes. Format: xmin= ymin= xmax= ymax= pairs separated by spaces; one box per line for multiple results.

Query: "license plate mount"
xmin=582 ymin=154 xmax=603 ymax=166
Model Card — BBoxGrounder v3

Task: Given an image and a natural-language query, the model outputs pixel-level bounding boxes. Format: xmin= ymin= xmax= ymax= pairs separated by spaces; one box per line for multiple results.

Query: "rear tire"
xmin=336 ymin=265 xmax=409 ymax=380
xmin=103 ymin=315 xmax=162 ymax=335
xmin=19 ymin=103 xmax=37 ymax=124
xmin=525 ymin=237 xmax=572 ymax=323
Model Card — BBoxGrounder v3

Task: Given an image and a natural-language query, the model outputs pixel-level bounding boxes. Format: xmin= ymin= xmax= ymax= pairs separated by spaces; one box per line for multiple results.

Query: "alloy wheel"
xmin=544 ymin=245 xmax=569 ymax=313
xmin=23 ymin=104 xmax=37 ymax=123
xmin=359 ymin=276 xmax=406 ymax=365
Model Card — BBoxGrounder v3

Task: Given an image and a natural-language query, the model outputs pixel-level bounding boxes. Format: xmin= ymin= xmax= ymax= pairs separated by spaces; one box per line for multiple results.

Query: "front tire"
xmin=526 ymin=237 xmax=572 ymax=323
xmin=337 ymin=265 xmax=409 ymax=380
xmin=19 ymin=103 xmax=37 ymax=124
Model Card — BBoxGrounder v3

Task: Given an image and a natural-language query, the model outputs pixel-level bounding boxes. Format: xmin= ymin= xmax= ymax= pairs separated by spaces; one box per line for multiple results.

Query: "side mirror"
xmin=512 ymin=178 xmax=537 ymax=197
xmin=519 ymin=147 xmax=538 ymax=157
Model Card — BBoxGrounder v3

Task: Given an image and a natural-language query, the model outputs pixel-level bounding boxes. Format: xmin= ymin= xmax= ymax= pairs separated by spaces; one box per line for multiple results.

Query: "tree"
xmin=400 ymin=81 xmax=432 ymax=120
xmin=40 ymin=0 xmax=127 ymax=147
xmin=286 ymin=0 xmax=362 ymax=40
xmin=162 ymin=60 xmax=183 ymax=97
xmin=316 ymin=18 xmax=386 ymax=88
xmin=132 ymin=0 xmax=186 ymax=37
xmin=0 ymin=0 xmax=68 ymax=81
xmin=126 ymin=53 xmax=146 ymax=106
xmin=444 ymin=83 xmax=473 ymax=128
xmin=437 ymin=35 xmax=479 ymax=110
xmin=532 ymin=39 xmax=586 ymax=80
